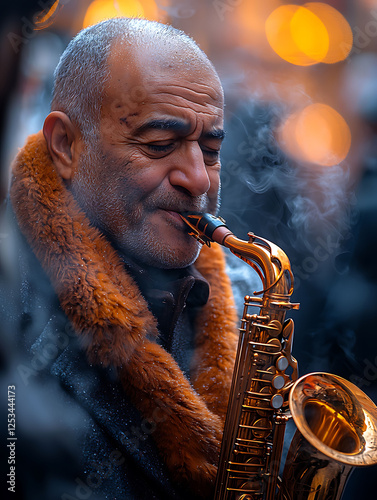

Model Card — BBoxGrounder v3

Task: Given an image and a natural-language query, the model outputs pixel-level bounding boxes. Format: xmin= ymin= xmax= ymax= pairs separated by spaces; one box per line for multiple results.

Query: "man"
xmin=2 ymin=17 xmax=238 ymax=499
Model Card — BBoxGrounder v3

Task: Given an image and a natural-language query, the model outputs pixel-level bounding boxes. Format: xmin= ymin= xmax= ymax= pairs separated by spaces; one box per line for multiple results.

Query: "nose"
xmin=168 ymin=141 xmax=211 ymax=197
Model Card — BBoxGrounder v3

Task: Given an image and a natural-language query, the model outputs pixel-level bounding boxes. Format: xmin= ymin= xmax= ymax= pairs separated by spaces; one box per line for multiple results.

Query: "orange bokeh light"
xmin=83 ymin=0 xmax=159 ymax=28
xmin=291 ymin=6 xmax=329 ymax=63
xmin=265 ymin=3 xmax=352 ymax=66
xmin=304 ymin=3 xmax=353 ymax=63
xmin=265 ymin=5 xmax=328 ymax=66
xmin=278 ymin=104 xmax=351 ymax=166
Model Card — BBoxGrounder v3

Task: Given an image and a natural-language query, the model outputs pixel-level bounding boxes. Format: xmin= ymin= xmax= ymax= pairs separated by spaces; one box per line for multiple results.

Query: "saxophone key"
xmin=272 ymin=375 xmax=285 ymax=390
xmin=276 ymin=355 xmax=289 ymax=371
xmin=271 ymin=394 xmax=284 ymax=409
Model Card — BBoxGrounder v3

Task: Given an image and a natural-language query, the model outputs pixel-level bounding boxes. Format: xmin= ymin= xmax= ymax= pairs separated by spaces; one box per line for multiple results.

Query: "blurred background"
xmin=1 ymin=0 xmax=377 ymax=497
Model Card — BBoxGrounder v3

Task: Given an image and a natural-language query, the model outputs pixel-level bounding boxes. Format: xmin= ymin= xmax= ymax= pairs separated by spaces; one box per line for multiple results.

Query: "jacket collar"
xmin=10 ymin=131 xmax=239 ymax=497
xmin=121 ymin=253 xmax=210 ymax=351
xmin=121 ymin=252 xmax=210 ymax=308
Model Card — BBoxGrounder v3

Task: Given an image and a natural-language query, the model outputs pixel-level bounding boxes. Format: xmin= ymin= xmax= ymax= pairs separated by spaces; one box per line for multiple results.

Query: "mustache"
xmin=147 ymin=192 xmax=210 ymax=213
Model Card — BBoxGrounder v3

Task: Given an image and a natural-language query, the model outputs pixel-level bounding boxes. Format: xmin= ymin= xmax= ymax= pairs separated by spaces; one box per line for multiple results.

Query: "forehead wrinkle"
xmin=146 ymin=96 xmax=224 ymax=120
xmin=104 ymin=46 xmax=223 ymax=117
xmin=157 ymin=84 xmax=223 ymax=104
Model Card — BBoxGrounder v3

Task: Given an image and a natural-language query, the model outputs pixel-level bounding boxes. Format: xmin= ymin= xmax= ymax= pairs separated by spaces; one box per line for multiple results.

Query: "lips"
xmin=157 ymin=203 xmax=207 ymax=230
xmin=164 ymin=209 xmax=182 ymax=219
xmin=162 ymin=209 xmax=186 ymax=228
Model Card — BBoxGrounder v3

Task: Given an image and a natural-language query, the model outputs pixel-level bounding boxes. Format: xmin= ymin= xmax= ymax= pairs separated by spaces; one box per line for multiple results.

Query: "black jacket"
xmin=1 ymin=131 xmax=239 ymax=500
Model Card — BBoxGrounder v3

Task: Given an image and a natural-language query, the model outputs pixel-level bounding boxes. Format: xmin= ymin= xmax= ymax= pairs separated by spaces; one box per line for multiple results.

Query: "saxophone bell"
xmin=279 ymin=372 xmax=377 ymax=500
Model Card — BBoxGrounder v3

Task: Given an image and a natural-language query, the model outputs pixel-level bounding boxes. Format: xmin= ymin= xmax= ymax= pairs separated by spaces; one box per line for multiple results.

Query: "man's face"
xmin=71 ymin=46 xmax=224 ymax=269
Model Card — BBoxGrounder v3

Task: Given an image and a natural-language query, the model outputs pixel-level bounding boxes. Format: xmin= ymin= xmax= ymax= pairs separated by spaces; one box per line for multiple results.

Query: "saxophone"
xmin=180 ymin=212 xmax=377 ymax=500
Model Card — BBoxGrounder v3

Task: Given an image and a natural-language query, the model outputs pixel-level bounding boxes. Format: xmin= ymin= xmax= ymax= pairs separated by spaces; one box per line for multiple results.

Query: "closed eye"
xmin=202 ymin=148 xmax=220 ymax=158
xmin=147 ymin=143 xmax=175 ymax=153
xmin=144 ymin=142 xmax=220 ymax=163
xmin=201 ymin=147 xmax=221 ymax=163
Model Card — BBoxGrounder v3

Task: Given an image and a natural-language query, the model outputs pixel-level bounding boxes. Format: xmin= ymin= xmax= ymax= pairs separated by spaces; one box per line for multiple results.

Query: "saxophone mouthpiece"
xmin=180 ymin=212 xmax=233 ymax=246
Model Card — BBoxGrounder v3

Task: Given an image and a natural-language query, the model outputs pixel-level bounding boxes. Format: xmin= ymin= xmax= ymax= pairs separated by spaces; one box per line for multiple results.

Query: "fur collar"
xmin=10 ymin=131 xmax=239 ymax=497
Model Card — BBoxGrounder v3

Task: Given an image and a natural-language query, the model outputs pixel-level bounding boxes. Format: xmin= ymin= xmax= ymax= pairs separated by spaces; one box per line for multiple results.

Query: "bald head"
xmin=51 ymin=18 xmax=220 ymax=143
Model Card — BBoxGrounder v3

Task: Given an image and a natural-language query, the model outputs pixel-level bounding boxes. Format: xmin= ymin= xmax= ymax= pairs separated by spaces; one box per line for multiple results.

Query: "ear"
xmin=43 ymin=111 xmax=82 ymax=182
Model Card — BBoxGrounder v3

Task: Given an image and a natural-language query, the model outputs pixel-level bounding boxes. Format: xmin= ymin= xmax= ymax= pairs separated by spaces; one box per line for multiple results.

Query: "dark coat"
xmin=1 ymin=132 xmax=239 ymax=500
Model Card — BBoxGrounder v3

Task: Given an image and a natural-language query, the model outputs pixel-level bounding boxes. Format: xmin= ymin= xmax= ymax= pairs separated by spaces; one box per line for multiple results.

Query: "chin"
xmin=114 ymin=223 xmax=202 ymax=269
xmin=154 ymin=245 xmax=201 ymax=269
xmin=140 ymin=239 xmax=202 ymax=269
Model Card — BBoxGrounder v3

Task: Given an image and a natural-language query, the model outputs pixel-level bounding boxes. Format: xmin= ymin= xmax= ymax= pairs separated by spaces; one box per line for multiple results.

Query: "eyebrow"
xmin=134 ymin=118 xmax=190 ymax=136
xmin=134 ymin=118 xmax=225 ymax=141
xmin=204 ymin=128 xmax=226 ymax=141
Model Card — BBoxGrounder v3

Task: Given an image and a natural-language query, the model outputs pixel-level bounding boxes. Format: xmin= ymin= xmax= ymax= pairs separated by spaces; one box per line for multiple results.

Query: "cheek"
xmin=127 ymin=151 xmax=169 ymax=190
xmin=208 ymin=170 xmax=221 ymax=199
xmin=73 ymin=158 xmax=127 ymax=220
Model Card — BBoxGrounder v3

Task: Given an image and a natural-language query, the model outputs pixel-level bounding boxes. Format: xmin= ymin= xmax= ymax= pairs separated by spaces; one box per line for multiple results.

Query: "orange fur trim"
xmin=10 ymin=131 xmax=239 ymax=496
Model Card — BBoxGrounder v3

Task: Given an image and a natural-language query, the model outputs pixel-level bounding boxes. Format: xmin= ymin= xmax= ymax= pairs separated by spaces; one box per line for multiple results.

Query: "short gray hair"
xmin=51 ymin=17 xmax=210 ymax=142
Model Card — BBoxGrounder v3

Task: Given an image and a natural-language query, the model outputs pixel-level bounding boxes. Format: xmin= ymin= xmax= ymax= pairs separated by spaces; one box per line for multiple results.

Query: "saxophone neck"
xmin=180 ymin=212 xmax=298 ymax=302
